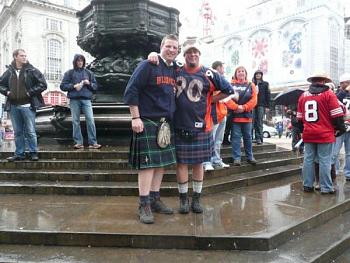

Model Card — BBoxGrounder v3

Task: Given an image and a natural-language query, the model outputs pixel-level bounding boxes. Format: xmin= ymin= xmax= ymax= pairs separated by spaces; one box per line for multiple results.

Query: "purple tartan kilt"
xmin=175 ymin=130 xmax=213 ymax=164
xmin=129 ymin=119 xmax=176 ymax=170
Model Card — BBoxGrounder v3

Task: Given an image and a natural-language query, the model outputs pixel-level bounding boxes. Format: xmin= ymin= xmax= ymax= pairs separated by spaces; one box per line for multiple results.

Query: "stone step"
xmin=0 ymin=143 xmax=276 ymax=160
xmin=273 ymin=209 xmax=350 ymax=263
xmin=0 ymin=155 xmax=301 ymax=183
xmin=0 ymin=149 xmax=295 ymax=170
xmin=0 ymin=163 xmax=301 ymax=196
xmin=0 ymin=196 xmax=348 ymax=262
xmin=335 ymin=247 xmax=350 ymax=262
xmin=0 ymin=175 xmax=348 ymax=251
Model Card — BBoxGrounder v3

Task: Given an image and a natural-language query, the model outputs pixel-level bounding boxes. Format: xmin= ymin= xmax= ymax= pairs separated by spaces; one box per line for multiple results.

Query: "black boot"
xmin=179 ymin=193 xmax=189 ymax=214
xmin=138 ymin=203 xmax=154 ymax=224
xmin=151 ymin=197 xmax=174 ymax=214
xmin=191 ymin=192 xmax=203 ymax=213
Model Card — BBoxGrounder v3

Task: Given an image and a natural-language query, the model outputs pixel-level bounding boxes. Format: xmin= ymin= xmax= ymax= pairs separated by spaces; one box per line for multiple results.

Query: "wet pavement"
xmin=0 ymin=173 xmax=347 ymax=261
xmin=0 ymin=174 xmax=347 ymax=239
xmin=0 ymin=137 xmax=347 ymax=261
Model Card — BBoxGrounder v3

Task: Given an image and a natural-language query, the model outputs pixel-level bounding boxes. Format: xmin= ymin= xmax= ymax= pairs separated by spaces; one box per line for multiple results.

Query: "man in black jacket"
xmin=252 ymin=70 xmax=271 ymax=144
xmin=0 ymin=49 xmax=47 ymax=161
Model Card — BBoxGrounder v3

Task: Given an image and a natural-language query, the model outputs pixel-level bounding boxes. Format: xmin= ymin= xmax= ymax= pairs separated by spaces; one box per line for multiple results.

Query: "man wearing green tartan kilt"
xmin=124 ymin=35 xmax=179 ymax=224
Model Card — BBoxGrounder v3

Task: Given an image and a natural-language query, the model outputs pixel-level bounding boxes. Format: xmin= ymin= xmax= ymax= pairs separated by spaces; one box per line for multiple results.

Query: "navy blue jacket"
xmin=123 ymin=57 xmax=177 ymax=120
xmin=60 ymin=54 xmax=97 ymax=100
xmin=336 ymin=89 xmax=350 ymax=103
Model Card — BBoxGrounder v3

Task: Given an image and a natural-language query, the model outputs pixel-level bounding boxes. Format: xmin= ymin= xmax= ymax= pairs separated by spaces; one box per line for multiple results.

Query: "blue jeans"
xmin=253 ymin=106 xmax=264 ymax=143
xmin=70 ymin=99 xmax=97 ymax=145
xmin=303 ymin=142 xmax=334 ymax=192
xmin=331 ymin=132 xmax=350 ymax=178
xmin=9 ymin=105 xmax=37 ymax=157
xmin=212 ymin=117 xmax=226 ymax=164
xmin=231 ymin=122 xmax=253 ymax=161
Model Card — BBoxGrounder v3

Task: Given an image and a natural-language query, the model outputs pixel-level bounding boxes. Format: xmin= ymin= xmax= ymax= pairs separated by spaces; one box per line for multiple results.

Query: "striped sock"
xmin=192 ymin=180 xmax=203 ymax=193
xmin=178 ymin=182 xmax=188 ymax=194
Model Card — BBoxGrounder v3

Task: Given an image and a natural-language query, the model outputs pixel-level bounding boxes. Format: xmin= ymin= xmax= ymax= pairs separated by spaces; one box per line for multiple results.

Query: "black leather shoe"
xmin=29 ymin=153 xmax=39 ymax=161
xmin=138 ymin=204 xmax=154 ymax=224
xmin=303 ymin=186 xmax=314 ymax=192
xmin=6 ymin=155 xmax=25 ymax=162
xmin=321 ymin=189 xmax=336 ymax=195
xmin=151 ymin=198 xmax=174 ymax=214
xmin=247 ymin=159 xmax=257 ymax=165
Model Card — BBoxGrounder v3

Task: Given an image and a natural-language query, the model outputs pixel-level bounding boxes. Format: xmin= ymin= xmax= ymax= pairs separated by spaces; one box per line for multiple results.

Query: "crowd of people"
xmin=123 ymin=34 xmax=275 ymax=224
xmin=124 ymin=34 xmax=350 ymax=224
xmin=1 ymin=37 xmax=349 ymax=225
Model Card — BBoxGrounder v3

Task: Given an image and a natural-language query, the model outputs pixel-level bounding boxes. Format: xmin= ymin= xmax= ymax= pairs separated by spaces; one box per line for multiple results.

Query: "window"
xmin=239 ymin=19 xmax=245 ymax=27
xmin=256 ymin=9 xmax=262 ymax=18
xmin=43 ymin=91 xmax=67 ymax=106
xmin=345 ymin=24 xmax=350 ymax=40
xmin=46 ymin=18 xmax=62 ymax=31
xmin=46 ymin=39 xmax=62 ymax=81
xmin=275 ymin=6 xmax=283 ymax=15
xmin=297 ymin=0 xmax=305 ymax=8
xmin=329 ymin=23 xmax=339 ymax=81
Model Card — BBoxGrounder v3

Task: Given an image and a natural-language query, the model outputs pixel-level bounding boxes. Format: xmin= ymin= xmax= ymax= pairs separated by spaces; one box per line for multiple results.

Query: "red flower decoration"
xmin=252 ymin=38 xmax=268 ymax=59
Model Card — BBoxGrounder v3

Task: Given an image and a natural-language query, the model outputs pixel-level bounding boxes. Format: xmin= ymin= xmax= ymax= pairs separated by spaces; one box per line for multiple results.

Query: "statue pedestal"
xmin=36 ymin=0 xmax=180 ymax=140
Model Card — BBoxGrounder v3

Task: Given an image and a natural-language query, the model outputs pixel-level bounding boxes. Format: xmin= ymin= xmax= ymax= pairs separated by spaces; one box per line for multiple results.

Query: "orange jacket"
xmin=225 ymin=80 xmax=257 ymax=123
xmin=213 ymin=91 xmax=228 ymax=124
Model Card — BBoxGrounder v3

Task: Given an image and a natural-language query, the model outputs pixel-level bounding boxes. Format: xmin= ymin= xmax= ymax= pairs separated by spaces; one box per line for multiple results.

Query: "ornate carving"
xmin=76 ymin=0 xmax=180 ymax=102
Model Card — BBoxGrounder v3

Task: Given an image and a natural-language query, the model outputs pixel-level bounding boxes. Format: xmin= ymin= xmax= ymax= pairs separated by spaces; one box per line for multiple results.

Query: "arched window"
xmin=345 ymin=23 xmax=350 ymax=40
xmin=279 ymin=20 xmax=305 ymax=81
xmin=46 ymin=39 xmax=62 ymax=81
xmin=2 ymin=43 xmax=9 ymax=67
xmin=223 ymin=38 xmax=241 ymax=78
xmin=249 ymin=30 xmax=271 ymax=75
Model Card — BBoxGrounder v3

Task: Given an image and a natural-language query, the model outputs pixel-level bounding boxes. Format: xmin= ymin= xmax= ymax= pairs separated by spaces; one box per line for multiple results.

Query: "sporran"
xmin=157 ymin=118 xmax=171 ymax=148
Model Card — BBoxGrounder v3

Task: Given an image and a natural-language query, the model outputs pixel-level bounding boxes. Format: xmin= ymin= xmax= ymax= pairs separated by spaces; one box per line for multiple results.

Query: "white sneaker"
xmin=204 ymin=163 xmax=214 ymax=171
xmin=213 ymin=162 xmax=230 ymax=169
xmin=221 ymin=162 xmax=230 ymax=168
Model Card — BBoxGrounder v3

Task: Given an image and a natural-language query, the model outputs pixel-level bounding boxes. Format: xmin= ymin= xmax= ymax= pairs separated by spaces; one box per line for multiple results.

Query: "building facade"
xmin=344 ymin=17 xmax=350 ymax=73
xmin=0 ymin=0 xmax=90 ymax=107
xmin=200 ymin=0 xmax=346 ymax=93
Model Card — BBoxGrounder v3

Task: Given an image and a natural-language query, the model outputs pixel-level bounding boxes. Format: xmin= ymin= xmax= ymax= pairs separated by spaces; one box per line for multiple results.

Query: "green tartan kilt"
xmin=129 ymin=119 xmax=176 ymax=170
